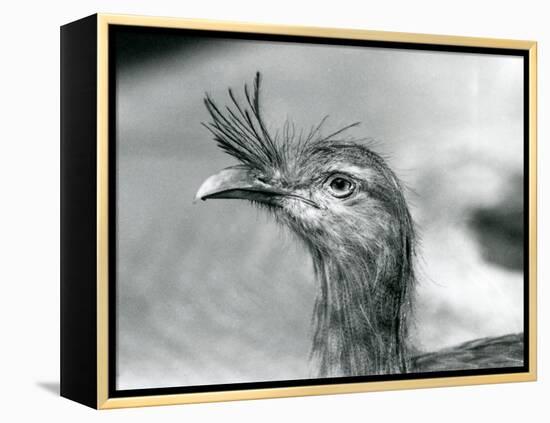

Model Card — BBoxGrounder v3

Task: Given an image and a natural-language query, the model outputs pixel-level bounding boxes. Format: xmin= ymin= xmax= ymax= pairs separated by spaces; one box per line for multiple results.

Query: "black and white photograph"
xmin=5 ymin=0 xmax=549 ymax=420
xmin=112 ymin=25 xmax=528 ymax=392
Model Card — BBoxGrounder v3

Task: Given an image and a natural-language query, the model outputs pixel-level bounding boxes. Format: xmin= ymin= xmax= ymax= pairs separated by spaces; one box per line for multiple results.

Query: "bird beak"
xmin=195 ymin=167 xmax=320 ymax=208
xmin=194 ymin=167 xmax=286 ymax=205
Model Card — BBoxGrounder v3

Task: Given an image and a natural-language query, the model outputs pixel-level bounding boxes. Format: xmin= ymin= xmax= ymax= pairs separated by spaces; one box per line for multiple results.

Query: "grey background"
xmin=115 ymin=30 xmax=524 ymax=389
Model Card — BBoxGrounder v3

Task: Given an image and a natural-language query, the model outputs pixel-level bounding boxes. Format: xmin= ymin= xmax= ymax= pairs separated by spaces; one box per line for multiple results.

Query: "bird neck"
xmin=309 ymin=230 xmax=414 ymax=377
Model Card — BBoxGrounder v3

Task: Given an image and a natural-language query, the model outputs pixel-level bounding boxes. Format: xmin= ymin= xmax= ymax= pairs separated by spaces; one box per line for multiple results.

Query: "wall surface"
xmin=1 ymin=0 xmax=547 ymax=421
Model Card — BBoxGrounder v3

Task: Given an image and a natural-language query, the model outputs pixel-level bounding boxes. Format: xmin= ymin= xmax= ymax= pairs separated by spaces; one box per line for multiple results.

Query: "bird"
xmin=194 ymin=72 xmax=524 ymax=378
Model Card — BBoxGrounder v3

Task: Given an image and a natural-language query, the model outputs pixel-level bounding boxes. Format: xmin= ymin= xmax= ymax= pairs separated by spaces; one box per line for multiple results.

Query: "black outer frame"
xmin=60 ymin=14 xmax=98 ymax=408
xmin=61 ymin=15 xmax=531 ymax=409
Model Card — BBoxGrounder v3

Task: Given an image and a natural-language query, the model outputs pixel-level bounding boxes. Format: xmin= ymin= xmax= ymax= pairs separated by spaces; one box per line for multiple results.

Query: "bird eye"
xmin=326 ymin=174 xmax=356 ymax=198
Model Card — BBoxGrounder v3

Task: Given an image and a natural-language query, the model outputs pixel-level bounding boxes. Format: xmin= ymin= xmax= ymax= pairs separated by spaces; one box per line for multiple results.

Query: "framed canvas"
xmin=60 ymin=13 xmax=537 ymax=409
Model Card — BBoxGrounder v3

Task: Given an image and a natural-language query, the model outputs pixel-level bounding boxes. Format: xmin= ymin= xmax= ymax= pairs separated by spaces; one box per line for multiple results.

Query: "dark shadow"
xmin=36 ymin=381 xmax=60 ymax=396
xmin=469 ymin=173 xmax=524 ymax=272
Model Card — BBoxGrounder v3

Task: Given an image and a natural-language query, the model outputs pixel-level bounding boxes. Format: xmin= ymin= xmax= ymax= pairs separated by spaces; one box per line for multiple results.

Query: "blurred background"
xmin=114 ymin=28 xmax=524 ymax=390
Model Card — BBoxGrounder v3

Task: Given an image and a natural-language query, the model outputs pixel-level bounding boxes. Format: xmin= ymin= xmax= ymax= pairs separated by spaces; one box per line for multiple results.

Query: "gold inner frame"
xmin=95 ymin=13 xmax=537 ymax=409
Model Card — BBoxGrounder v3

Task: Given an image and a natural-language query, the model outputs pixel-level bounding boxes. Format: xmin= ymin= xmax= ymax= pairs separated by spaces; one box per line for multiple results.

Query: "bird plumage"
xmin=413 ymin=333 xmax=524 ymax=372
xmin=196 ymin=72 xmax=523 ymax=377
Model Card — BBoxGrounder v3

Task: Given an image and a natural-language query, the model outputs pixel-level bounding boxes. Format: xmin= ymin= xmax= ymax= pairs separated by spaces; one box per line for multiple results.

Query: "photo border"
xmin=95 ymin=14 xmax=537 ymax=409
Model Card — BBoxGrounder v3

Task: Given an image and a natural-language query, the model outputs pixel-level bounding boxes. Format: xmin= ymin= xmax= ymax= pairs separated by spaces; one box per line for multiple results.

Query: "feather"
xmin=413 ymin=333 xmax=524 ymax=371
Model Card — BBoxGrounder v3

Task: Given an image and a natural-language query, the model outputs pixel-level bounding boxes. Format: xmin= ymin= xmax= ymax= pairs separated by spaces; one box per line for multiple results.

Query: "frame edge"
xmin=60 ymin=13 xmax=99 ymax=410
xmin=527 ymin=41 xmax=537 ymax=381
xmin=96 ymin=12 xmax=536 ymax=49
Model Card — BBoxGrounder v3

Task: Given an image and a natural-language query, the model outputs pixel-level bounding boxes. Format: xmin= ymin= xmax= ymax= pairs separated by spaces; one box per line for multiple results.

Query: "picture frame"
xmin=60 ymin=13 xmax=537 ymax=409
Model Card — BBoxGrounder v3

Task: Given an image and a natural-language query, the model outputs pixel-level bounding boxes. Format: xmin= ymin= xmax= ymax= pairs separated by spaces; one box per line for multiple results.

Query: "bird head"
xmin=195 ymin=73 xmax=413 ymax=259
xmin=195 ymin=73 xmax=416 ymax=376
